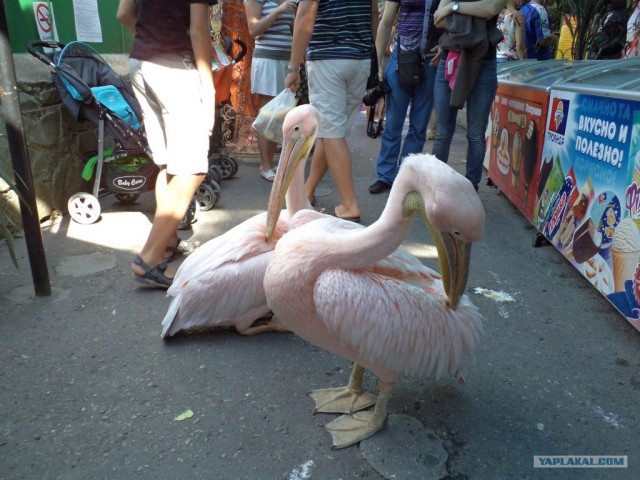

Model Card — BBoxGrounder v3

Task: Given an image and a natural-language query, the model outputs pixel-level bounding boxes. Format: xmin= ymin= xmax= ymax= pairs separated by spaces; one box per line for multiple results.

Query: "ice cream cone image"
xmin=611 ymin=218 xmax=640 ymax=292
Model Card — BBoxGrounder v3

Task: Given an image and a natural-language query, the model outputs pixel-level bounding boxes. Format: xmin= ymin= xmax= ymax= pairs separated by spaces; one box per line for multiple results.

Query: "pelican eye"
xmin=294 ymin=126 xmax=300 ymax=132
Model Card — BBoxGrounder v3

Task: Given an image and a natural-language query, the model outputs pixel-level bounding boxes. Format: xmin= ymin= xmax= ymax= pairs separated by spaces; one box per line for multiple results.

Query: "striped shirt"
xmin=307 ymin=0 xmax=373 ymax=61
xmin=249 ymin=0 xmax=294 ymax=60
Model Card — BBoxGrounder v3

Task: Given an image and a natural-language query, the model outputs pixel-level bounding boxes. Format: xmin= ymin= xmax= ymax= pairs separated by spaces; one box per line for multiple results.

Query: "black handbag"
xmin=396 ymin=35 xmax=423 ymax=87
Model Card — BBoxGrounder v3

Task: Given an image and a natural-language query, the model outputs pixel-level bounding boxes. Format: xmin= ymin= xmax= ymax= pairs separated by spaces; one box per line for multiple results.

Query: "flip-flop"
xmin=333 ymin=210 xmax=361 ymax=223
xmin=337 ymin=216 xmax=361 ymax=223
xmin=165 ymin=239 xmax=199 ymax=262
xmin=133 ymin=255 xmax=173 ymax=289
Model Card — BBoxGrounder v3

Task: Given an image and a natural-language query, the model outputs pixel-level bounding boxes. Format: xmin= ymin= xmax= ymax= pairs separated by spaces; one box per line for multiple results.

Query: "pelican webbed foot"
xmin=309 ymin=387 xmax=377 ymax=414
xmin=309 ymin=363 xmax=376 ymax=414
xmin=324 ymin=379 xmax=393 ymax=448
xmin=324 ymin=410 xmax=386 ymax=449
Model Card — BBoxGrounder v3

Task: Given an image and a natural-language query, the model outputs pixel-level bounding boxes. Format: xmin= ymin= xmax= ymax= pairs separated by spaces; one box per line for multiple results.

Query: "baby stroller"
xmin=27 ymin=40 xmax=219 ymax=225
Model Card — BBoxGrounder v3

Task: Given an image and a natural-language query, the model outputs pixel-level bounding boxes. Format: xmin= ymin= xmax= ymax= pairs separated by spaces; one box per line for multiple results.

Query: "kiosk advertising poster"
xmin=487 ymin=84 xmax=548 ymax=222
xmin=535 ymin=89 xmax=640 ymax=332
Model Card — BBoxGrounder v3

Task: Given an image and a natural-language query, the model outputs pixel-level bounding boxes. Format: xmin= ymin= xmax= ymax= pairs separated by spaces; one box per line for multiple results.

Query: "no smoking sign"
xmin=32 ymin=2 xmax=58 ymax=46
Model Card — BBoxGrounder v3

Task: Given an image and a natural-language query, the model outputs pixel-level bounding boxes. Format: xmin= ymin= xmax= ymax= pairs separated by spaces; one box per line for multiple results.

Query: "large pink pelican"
xmin=263 ymin=153 xmax=485 ymax=448
xmin=161 ymin=104 xmax=321 ymax=338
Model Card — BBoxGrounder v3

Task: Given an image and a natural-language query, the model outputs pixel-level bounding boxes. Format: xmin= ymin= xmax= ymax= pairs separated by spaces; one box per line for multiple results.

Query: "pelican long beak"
xmin=265 ymin=131 xmax=315 ymax=240
xmin=431 ymin=229 xmax=472 ymax=310
xmin=409 ymin=192 xmax=472 ymax=310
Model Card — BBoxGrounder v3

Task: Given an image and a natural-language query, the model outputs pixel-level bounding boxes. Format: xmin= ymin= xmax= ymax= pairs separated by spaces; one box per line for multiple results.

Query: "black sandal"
xmin=165 ymin=239 xmax=199 ymax=262
xmin=133 ymin=255 xmax=173 ymax=289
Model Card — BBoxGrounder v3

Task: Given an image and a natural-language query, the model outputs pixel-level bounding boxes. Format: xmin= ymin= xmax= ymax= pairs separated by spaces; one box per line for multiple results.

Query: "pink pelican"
xmin=263 ymin=153 xmax=485 ymax=448
xmin=161 ymin=104 xmax=321 ymax=338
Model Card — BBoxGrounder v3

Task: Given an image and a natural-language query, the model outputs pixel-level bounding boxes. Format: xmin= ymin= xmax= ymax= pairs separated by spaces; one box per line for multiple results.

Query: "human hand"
xmin=429 ymin=45 xmax=442 ymax=66
xmin=434 ymin=4 xmax=454 ymax=29
xmin=279 ymin=0 xmax=298 ymax=14
xmin=284 ymin=71 xmax=300 ymax=93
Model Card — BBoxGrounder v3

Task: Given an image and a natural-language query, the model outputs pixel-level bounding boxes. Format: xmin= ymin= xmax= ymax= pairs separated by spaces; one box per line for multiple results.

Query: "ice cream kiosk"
xmin=487 ymin=60 xmax=602 ymax=222
xmin=534 ymin=58 xmax=640 ymax=332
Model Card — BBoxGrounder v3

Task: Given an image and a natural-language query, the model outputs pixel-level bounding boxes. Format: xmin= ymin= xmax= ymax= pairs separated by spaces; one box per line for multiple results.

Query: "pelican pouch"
xmin=396 ymin=36 xmax=423 ymax=87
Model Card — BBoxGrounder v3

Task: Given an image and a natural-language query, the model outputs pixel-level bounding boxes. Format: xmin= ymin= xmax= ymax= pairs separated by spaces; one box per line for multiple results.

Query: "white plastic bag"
xmin=252 ymin=88 xmax=297 ymax=143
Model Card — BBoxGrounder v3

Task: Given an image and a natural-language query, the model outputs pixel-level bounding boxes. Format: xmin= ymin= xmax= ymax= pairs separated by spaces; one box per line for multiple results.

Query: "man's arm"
xmin=375 ymin=1 xmax=399 ymax=80
xmin=285 ymin=0 xmax=318 ymax=91
xmin=435 ymin=0 xmax=507 ymax=27
xmin=371 ymin=0 xmax=380 ymax=43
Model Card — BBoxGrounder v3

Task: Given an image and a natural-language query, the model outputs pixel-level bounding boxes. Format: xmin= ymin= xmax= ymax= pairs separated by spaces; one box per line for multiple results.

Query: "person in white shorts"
xmin=118 ymin=0 xmax=215 ymax=289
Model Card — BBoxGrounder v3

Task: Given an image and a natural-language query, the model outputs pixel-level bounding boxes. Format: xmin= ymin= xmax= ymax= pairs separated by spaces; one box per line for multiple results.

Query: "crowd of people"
xmin=117 ymin=0 xmax=640 ymax=289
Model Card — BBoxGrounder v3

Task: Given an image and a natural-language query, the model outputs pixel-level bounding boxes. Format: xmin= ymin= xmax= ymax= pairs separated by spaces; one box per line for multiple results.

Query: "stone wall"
xmin=0 ymin=53 xmax=131 ymax=231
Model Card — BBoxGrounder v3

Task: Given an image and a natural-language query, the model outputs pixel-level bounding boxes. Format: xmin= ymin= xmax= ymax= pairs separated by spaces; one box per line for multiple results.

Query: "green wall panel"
xmin=5 ymin=0 xmax=133 ymax=54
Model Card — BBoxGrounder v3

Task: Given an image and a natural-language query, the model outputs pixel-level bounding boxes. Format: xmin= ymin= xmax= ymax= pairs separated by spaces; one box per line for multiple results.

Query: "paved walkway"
xmin=1 ymin=110 xmax=639 ymax=480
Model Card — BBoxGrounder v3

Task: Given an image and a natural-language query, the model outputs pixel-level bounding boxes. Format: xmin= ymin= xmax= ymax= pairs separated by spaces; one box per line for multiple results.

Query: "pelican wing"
xmin=313 ymin=268 xmax=482 ymax=378
xmin=161 ymin=212 xmax=289 ymax=337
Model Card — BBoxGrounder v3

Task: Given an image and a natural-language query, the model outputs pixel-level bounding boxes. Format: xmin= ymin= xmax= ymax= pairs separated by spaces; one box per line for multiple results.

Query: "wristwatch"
xmin=287 ymin=65 xmax=303 ymax=74
xmin=452 ymin=0 xmax=460 ymax=12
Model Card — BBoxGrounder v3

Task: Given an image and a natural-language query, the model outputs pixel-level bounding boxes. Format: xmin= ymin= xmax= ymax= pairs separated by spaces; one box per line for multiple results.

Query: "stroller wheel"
xmin=68 ymin=192 xmax=101 ymax=225
xmin=115 ymin=192 xmax=140 ymax=204
xmin=196 ymin=181 xmax=220 ymax=211
xmin=208 ymin=163 xmax=222 ymax=184
xmin=178 ymin=197 xmax=199 ymax=230
xmin=217 ymin=155 xmax=238 ymax=179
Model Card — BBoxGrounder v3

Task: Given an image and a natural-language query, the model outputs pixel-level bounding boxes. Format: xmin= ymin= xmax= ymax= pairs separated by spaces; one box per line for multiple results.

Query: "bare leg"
xmin=322 ymin=137 xmax=360 ymax=219
xmin=324 ymin=380 xmax=393 ymax=449
xmin=304 ymin=139 xmax=328 ymax=203
xmin=132 ymin=171 xmax=205 ymax=278
xmin=256 ymin=94 xmax=277 ymax=175
xmin=309 ymin=363 xmax=377 ymax=414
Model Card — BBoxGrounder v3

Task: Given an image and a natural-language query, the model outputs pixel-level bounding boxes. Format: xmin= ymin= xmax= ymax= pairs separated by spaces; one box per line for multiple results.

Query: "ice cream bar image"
xmin=572 ymin=218 xmax=602 ymax=264
xmin=508 ymin=110 xmax=527 ymax=128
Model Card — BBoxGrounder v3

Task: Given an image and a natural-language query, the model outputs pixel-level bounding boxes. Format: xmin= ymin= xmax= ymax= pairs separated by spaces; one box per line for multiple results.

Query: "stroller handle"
xmin=27 ymin=40 xmax=65 ymax=67
xmin=232 ymin=39 xmax=247 ymax=64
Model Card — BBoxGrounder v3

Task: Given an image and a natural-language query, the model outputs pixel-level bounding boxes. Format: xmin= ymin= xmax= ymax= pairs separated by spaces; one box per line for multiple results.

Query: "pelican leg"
xmin=238 ymin=316 xmax=290 ymax=335
xmin=309 ymin=364 xmax=377 ymax=414
xmin=324 ymin=380 xmax=393 ymax=449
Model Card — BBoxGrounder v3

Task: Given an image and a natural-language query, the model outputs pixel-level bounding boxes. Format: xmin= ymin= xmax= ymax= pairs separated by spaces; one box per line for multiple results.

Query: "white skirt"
xmin=251 ymin=57 xmax=289 ymax=97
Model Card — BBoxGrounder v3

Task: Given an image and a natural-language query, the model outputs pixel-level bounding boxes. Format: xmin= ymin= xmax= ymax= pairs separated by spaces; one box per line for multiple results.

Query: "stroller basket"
xmin=82 ymin=149 xmax=157 ymax=194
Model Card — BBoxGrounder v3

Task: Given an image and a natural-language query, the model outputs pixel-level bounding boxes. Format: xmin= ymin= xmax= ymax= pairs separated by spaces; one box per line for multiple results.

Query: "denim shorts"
xmin=129 ymin=55 xmax=210 ymax=176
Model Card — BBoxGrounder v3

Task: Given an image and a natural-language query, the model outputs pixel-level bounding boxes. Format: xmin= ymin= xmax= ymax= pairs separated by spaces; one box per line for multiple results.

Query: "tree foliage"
xmin=548 ymin=0 xmax=634 ymax=60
